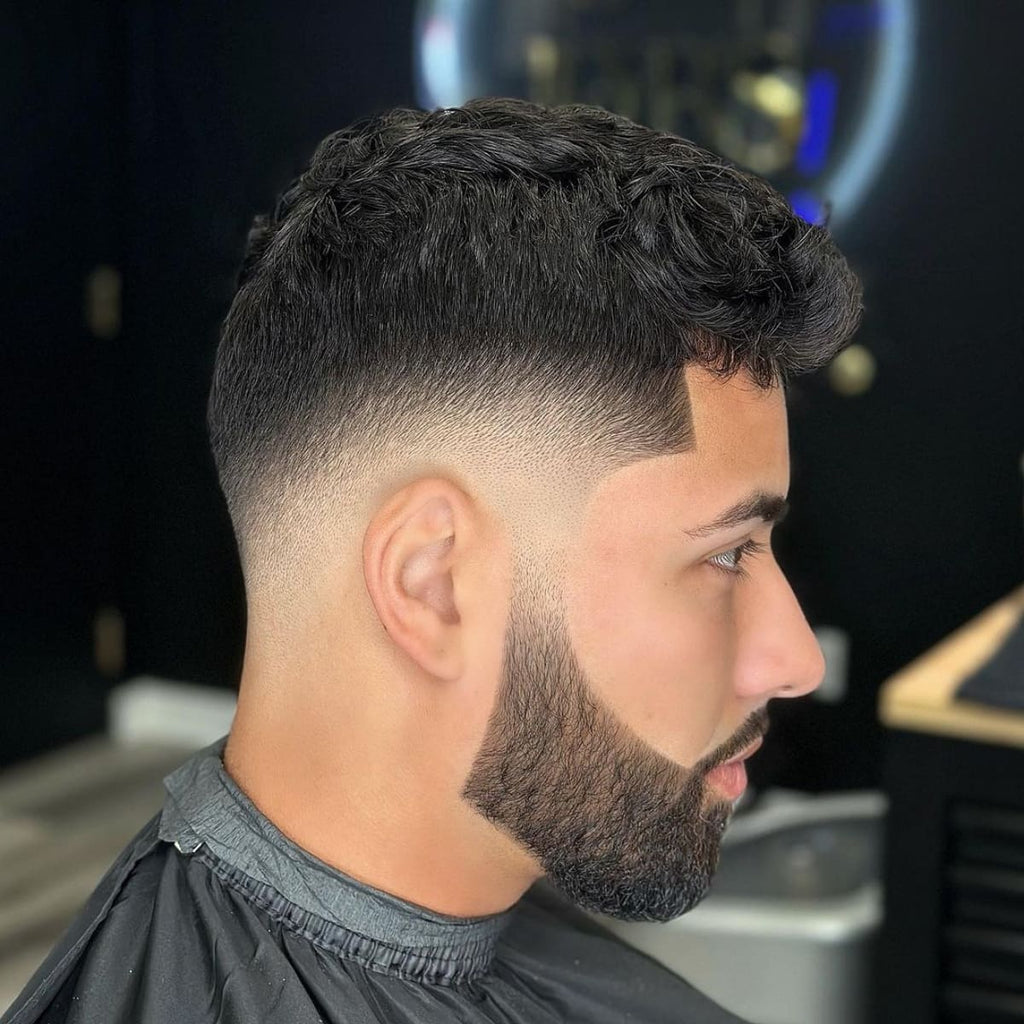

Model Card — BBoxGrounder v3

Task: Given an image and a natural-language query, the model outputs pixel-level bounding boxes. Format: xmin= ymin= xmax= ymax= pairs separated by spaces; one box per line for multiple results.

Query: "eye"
xmin=706 ymin=539 xmax=767 ymax=581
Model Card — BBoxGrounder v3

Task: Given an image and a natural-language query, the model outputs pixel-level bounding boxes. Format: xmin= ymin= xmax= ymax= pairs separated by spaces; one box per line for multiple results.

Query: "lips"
xmin=705 ymin=736 xmax=763 ymax=801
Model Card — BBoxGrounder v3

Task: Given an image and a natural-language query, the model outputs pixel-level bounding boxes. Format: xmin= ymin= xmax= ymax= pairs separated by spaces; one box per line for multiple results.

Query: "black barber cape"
xmin=2 ymin=739 xmax=748 ymax=1024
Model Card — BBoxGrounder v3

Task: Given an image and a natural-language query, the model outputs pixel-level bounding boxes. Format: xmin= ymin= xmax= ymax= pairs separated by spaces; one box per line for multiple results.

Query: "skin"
xmin=224 ymin=363 xmax=824 ymax=920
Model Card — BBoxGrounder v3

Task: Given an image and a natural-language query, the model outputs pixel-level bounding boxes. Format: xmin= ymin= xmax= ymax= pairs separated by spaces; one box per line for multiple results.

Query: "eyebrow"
xmin=683 ymin=491 xmax=790 ymax=539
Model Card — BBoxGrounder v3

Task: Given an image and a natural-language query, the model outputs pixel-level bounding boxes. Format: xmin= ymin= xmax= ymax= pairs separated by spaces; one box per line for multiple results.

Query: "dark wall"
xmin=762 ymin=2 xmax=1024 ymax=791
xmin=120 ymin=0 xmax=416 ymax=690
xmin=1 ymin=2 xmax=127 ymax=765
xmin=4 ymin=2 xmax=1022 ymax=787
xmin=2 ymin=0 xmax=416 ymax=768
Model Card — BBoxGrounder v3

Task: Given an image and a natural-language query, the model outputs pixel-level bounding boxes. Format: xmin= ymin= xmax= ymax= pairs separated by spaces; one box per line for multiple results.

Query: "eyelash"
xmin=706 ymin=539 xmax=768 ymax=581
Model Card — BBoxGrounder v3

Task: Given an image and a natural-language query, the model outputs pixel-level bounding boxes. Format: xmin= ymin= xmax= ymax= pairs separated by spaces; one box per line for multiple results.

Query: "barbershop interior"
xmin=3 ymin=2 xmax=1024 ymax=1022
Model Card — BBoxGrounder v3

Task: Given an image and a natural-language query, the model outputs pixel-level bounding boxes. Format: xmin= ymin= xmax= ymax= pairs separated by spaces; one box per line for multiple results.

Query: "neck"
xmin=223 ymin=664 xmax=542 ymax=918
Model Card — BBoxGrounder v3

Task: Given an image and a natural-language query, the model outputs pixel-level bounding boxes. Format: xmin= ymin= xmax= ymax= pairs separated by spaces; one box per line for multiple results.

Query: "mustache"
xmin=694 ymin=705 xmax=771 ymax=775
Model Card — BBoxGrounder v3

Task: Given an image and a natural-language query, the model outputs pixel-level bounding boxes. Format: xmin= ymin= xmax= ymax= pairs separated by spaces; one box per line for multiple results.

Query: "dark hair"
xmin=208 ymin=97 xmax=862 ymax=566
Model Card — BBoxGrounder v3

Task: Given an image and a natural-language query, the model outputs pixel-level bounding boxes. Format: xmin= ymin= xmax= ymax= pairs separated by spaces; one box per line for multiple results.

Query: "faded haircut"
xmin=208 ymin=97 xmax=862 ymax=577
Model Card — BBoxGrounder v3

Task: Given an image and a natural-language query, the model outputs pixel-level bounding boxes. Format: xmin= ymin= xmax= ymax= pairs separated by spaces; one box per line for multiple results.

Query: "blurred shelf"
xmin=878 ymin=584 xmax=1024 ymax=749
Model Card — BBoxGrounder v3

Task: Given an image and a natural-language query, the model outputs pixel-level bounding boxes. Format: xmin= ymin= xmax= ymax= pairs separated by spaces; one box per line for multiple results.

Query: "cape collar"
xmin=159 ymin=737 xmax=514 ymax=984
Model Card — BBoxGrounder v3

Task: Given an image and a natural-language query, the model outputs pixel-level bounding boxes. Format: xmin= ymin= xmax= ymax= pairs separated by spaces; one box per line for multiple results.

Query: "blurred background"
xmin=2 ymin=2 xmax=1023 ymax=1022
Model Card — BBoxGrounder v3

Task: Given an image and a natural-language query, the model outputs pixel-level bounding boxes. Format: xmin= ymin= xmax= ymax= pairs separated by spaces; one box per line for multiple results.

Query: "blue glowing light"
xmin=416 ymin=0 xmax=473 ymax=109
xmin=420 ymin=17 xmax=461 ymax=108
xmin=821 ymin=3 xmax=886 ymax=41
xmin=413 ymin=0 xmax=916 ymax=227
xmin=796 ymin=70 xmax=838 ymax=177
xmin=826 ymin=0 xmax=915 ymax=225
xmin=788 ymin=190 xmax=827 ymax=226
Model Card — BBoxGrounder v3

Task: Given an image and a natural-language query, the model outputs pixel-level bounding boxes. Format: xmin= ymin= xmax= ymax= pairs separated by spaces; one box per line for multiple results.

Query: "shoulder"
xmin=1 ymin=815 xmax=169 ymax=1024
xmin=1 ymin=815 xmax=165 ymax=1024
xmin=4 ymin=828 xmax=334 ymax=1024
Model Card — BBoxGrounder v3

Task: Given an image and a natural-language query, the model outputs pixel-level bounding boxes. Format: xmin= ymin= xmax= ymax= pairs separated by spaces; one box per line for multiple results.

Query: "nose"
xmin=733 ymin=557 xmax=826 ymax=702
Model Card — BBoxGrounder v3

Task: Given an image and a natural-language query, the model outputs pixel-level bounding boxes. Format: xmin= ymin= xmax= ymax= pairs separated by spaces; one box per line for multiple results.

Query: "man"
xmin=4 ymin=97 xmax=862 ymax=1023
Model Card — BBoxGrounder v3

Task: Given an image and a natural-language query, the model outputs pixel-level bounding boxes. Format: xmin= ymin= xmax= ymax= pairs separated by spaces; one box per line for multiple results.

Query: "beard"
xmin=461 ymin=563 xmax=767 ymax=923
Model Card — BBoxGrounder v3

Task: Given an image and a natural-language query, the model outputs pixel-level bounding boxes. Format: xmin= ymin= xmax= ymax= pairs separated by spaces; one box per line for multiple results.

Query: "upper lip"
xmin=724 ymin=735 xmax=764 ymax=765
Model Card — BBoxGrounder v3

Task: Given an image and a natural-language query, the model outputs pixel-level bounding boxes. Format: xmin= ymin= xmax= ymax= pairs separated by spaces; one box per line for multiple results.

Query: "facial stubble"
xmin=460 ymin=576 xmax=738 ymax=923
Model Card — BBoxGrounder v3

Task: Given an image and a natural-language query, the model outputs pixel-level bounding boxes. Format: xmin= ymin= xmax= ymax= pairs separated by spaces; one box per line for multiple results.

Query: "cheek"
xmin=566 ymin=556 xmax=736 ymax=767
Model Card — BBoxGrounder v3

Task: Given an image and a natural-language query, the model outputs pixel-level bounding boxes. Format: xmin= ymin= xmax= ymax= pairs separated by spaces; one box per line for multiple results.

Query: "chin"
xmin=584 ymin=877 xmax=715 ymax=923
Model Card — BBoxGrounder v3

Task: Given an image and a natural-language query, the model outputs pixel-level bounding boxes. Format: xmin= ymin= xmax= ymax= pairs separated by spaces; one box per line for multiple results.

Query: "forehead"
xmin=683 ymin=364 xmax=788 ymax=483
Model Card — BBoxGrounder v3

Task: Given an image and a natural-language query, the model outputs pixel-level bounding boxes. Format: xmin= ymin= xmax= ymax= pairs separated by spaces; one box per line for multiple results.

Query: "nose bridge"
xmin=738 ymin=557 xmax=825 ymax=701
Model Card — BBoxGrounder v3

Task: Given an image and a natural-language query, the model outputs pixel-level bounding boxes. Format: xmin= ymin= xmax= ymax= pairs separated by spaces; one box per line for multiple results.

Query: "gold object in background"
xmin=525 ymin=34 xmax=560 ymax=107
xmin=714 ymin=30 xmax=806 ymax=178
xmin=93 ymin=605 xmax=125 ymax=677
xmin=828 ymin=343 xmax=876 ymax=396
xmin=84 ymin=265 xmax=121 ymax=340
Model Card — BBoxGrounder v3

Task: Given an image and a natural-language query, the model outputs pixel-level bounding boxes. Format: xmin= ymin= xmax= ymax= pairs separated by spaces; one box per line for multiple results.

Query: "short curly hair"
xmin=208 ymin=97 xmax=862 ymax=573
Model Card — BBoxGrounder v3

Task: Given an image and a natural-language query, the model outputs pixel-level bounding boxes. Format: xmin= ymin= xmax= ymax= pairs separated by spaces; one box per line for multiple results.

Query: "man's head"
xmin=209 ymin=98 xmax=862 ymax=922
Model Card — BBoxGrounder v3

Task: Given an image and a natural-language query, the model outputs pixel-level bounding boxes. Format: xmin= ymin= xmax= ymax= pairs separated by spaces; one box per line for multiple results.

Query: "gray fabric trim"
xmin=158 ymin=736 xmax=513 ymax=981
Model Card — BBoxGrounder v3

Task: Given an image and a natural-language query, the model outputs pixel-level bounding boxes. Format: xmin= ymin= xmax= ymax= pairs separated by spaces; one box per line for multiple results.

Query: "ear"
xmin=361 ymin=480 xmax=471 ymax=682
